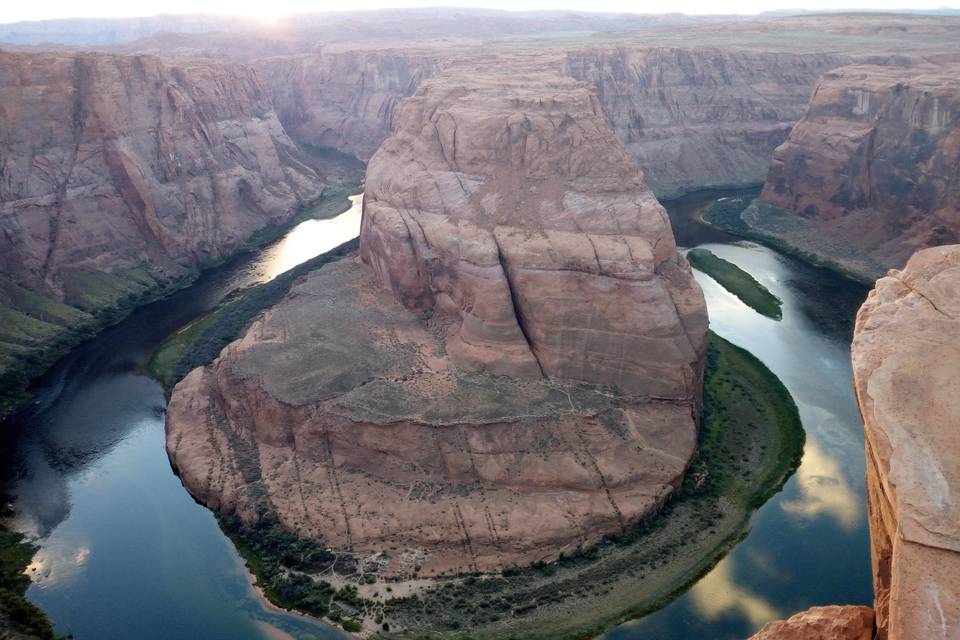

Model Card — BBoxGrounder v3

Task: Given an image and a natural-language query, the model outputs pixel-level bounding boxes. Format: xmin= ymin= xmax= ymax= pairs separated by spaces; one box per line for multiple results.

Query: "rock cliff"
xmin=0 ymin=50 xmax=329 ymax=410
xmin=851 ymin=245 xmax=960 ymax=640
xmin=166 ymin=64 xmax=708 ymax=577
xmin=361 ymin=64 xmax=707 ymax=396
xmin=565 ymin=47 xmax=848 ymax=198
xmin=255 ymin=49 xmax=440 ymax=161
xmin=0 ymin=50 xmax=326 ymax=298
xmin=757 ymin=65 xmax=960 ymax=276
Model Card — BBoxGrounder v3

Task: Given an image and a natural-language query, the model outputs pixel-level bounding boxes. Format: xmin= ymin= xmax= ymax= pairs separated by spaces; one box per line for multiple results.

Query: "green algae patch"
xmin=687 ymin=248 xmax=783 ymax=320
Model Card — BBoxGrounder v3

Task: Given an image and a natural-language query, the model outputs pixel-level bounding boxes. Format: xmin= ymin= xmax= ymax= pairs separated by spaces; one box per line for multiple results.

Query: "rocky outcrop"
xmin=758 ymin=65 xmax=960 ymax=274
xmin=0 ymin=50 xmax=326 ymax=306
xmin=851 ymin=245 xmax=960 ymax=640
xmin=255 ymin=50 xmax=439 ymax=161
xmin=565 ymin=48 xmax=849 ymax=198
xmin=166 ymin=64 xmax=707 ymax=577
xmin=749 ymin=606 xmax=875 ymax=640
xmin=361 ymin=64 xmax=707 ymax=396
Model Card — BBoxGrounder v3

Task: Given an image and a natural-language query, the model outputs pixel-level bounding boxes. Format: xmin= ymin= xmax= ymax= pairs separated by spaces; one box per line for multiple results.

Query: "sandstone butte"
xmin=756 ymin=64 xmax=960 ymax=278
xmin=0 ymin=50 xmax=329 ymax=295
xmin=750 ymin=245 xmax=960 ymax=640
xmin=165 ymin=63 xmax=708 ymax=577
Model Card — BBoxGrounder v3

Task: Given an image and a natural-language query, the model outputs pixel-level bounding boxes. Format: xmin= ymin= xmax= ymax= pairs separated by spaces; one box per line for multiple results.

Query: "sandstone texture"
xmin=759 ymin=65 xmax=960 ymax=274
xmin=361 ymin=65 xmax=707 ymax=397
xmin=565 ymin=48 xmax=848 ymax=198
xmin=0 ymin=50 xmax=326 ymax=300
xmin=749 ymin=606 xmax=875 ymax=640
xmin=256 ymin=50 xmax=440 ymax=161
xmin=166 ymin=66 xmax=707 ymax=576
xmin=852 ymin=245 xmax=960 ymax=640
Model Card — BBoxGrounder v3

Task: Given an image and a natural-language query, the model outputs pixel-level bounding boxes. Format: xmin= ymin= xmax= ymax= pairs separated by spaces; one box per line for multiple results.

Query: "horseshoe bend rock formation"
xmin=361 ymin=67 xmax=707 ymax=397
xmin=752 ymin=64 xmax=960 ymax=279
xmin=166 ymin=68 xmax=708 ymax=576
xmin=851 ymin=245 xmax=960 ymax=640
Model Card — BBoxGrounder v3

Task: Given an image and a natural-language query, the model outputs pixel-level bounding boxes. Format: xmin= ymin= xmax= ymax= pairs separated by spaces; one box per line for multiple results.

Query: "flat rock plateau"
xmin=166 ymin=61 xmax=708 ymax=577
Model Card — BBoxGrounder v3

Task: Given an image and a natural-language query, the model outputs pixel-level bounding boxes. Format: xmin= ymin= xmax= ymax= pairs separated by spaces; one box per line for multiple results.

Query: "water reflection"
xmin=3 ymin=196 xmax=363 ymax=640
xmin=689 ymin=558 xmax=783 ymax=628
xmin=605 ymin=199 xmax=873 ymax=639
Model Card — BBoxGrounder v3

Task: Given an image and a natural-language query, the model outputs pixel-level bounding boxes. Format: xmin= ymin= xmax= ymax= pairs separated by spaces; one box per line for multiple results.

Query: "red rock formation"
xmin=361 ymin=64 xmax=707 ymax=397
xmin=565 ymin=47 xmax=849 ymax=198
xmin=256 ymin=49 xmax=440 ymax=161
xmin=166 ymin=64 xmax=707 ymax=577
xmin=749 ymin=606 xmax=875 ymax=640
xmin=851 ymin=245 xmax=960 ymax=640
xmin=759 ymin=65 xmax=960 ymax=273
xmin=0 ymin=50 xmax=326 ymax=303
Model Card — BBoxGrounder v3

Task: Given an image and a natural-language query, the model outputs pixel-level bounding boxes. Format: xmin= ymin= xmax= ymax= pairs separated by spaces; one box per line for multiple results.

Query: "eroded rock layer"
xmin=759 ymin=65 xmax=960 ymax=273
xmin=167 ymin=66 xmax=707 ymax=576
xmin=360 ymin=65 xmax=707 ymax=397
xmin=0 ymin=51 xmax=326 ymax=298
xmin=256 ymin=50 xmax=440 ymax=161
xmin=565 ymin=47 xmax=848 ymax=198
xmin=749 ymin=606 xmax=875 ymax=640
xmin=851 ymin=245 xmax=960 ymax=640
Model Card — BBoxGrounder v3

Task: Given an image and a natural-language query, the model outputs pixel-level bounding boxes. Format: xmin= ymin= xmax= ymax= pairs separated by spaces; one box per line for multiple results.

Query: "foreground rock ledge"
xmin=749 ymin=606 xmax=874 ymax=640
xmin=852 ymin=244 xmax=960 ymax=640
xmin=166 ymin=66 xmax=707 ymax=577
xmin=754 ymin=245 xmax=959 ymax=640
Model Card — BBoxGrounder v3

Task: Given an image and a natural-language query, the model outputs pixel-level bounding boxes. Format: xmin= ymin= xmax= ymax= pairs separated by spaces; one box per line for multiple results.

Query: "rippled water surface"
xmin=3 ymin=196 xmax=363 ymax=640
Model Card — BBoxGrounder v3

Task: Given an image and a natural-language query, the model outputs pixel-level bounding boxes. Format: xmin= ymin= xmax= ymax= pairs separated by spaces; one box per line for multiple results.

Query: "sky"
xmin=1 ymin=0 xmax=957 ymax=24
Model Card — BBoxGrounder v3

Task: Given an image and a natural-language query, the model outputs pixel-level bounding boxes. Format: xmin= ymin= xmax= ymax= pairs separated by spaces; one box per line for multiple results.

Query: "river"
xmin=604 ymin=190 xmax=873 ymax=638
xmin=1 ymin=196 xmax=363 ymax=640
xmin=1 ymin=189 xmax=873 ymax=639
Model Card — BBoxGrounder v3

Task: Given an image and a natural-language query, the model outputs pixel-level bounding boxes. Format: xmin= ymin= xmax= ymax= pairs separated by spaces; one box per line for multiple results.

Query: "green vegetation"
xmin=216 ymin=332 xmax=804 ymax=640
xmin=687 ymin=248 xmax=783 ymax=319
xmin=372 ymin=333 xmax=804 ymax=639
xmin=146 ymin=237 xmax=359 ymax=391
xmin=0 ymin=182 xmax=361 ymax=419
xmin=0 ymin=491 xmax=56 ymax=640
xmin=701 ymin=197 xmax=876 ymax=286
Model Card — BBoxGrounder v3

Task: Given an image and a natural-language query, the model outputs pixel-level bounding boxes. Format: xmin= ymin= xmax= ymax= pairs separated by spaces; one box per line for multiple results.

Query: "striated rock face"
xmin=851 ymin=245 xmax=960 ymax=640
xmin=760 ymin=65 xmax=960 ymax=272
xmin=0 ymin=50 xmax=326 ymax=303
xmin=749 ymin=606 xmax=875 ymax=640
xmin=167 ymin=65 xmax=707 ymax=577
xmin=256 ymin=50 xmax=439 ymax=161
xmin=361 ymin=65 xmax=707 ymax=397
xmin=565 ymin=48 xmax=848 ymax=198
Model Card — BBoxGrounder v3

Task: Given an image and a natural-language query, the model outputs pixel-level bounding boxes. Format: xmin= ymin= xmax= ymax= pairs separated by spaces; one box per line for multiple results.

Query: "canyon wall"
xmin=756 ymin=65 xmax=960 ymax=276
xmin=851 ymin=245 xmax=960 ymax=640
xmin=565 ymin=47 xmax=848 ymax=198
xmin=255 ymin=49 xmax=440 ymax=161
xmin=0 ymin=50 xmax=328 ymax=400
xmin=0 ymin=50 xmax=327 ymax=299
xmin=166 ymin=63 xmax=707 ymax=577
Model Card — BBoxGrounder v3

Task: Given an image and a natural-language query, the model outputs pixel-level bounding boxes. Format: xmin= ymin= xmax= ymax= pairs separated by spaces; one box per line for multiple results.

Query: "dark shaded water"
xmin=2 ymin=197 xmax=362 ymax=640
xmin=2 ymin=188 xmax=873 ymax=640
xmin=603 ymin=191 xmax=873 ymax=638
